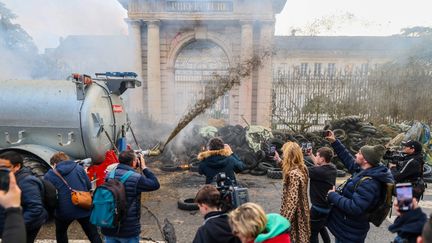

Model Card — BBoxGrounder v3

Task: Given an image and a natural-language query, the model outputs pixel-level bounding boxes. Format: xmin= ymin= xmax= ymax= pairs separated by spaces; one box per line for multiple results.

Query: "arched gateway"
xmin=118 ymin=0 xmax=286 ymax=127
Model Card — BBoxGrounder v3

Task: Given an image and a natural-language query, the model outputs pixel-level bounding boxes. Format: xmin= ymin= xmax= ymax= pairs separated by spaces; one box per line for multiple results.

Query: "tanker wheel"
xmin=0 ymin=152 xmax=50 ymax=178
xmin=23 ymin=156 xmax=50 ymax=178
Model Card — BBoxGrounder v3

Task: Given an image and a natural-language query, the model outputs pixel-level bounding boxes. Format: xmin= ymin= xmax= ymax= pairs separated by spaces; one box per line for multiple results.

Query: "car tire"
xmin=177 ymin=198 xmax=199 ymax=211
xmin=249 ymin=168 xmax=267 ymax=176
xmin=267 ymin=168 xmax=283 ymax=179
xmin=337 ymin=169 xmax=346 ymax=177
xmin=258 ymin=162 xmax=275 ymax=171
xmin=424 ymin=164 xmax=432 ymax=177
xmin=160 ymin=164 xmax=179 ymax=172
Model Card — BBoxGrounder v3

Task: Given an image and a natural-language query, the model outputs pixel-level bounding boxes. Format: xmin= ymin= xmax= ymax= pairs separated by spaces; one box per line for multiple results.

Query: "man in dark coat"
xmin=308 ymin=147 xmax=337 ymax=243
xmin=193 ymin=184 xmax=241 ymax=243
xmin=389 ymin=140 xmax=425 ymax=199
xmin=0 ymin=151 xmax=48 ymax=243
xmin=45 ymin=152 xmax=102 ymax=243
xmin=101 ymin=150 xmax=160 ymax=243
xmin=325 ymin=131 xmax=394 ymax=243
xmin=389 ymin=198 xmax=427 ymax=243
xmin=198 ymin=137 xmax=245 ymax=185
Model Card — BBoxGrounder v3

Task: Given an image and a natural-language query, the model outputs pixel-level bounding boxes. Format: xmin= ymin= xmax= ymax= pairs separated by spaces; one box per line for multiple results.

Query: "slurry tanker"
xmin=0 ymin=72 xmax=141 ymax=176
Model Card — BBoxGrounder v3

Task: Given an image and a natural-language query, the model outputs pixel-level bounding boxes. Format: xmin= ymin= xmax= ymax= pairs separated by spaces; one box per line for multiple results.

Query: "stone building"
xmin=117 ymin=0 xmax=287 ymax=127
xmin=45 ymin=0 xmax=424 ymax=127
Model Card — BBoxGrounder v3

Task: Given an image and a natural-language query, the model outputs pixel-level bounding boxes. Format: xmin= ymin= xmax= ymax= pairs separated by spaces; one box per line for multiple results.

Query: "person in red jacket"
xmin=228 ymin=202 xmax=291 ymax=243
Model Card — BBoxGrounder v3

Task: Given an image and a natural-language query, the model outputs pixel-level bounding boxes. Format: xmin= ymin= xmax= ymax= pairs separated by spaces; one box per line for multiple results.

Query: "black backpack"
xmin=354 ymin=176 xmax=395 ymax=227
xmin=39 ymin=178 xmax=58 ymax=217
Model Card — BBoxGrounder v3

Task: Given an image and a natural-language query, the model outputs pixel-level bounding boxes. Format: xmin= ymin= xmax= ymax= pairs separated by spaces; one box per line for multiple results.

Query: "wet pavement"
xmin=34 ymin=162 xmax=432 ymax=242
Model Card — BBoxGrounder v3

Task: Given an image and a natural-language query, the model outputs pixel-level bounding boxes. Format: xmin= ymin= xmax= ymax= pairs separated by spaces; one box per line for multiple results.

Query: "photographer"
xmin=198 ymin=137 xmax=245 ymax=185
xmin=389 ymin=140 xmax=425 ymax=200
xmin=325 ymin=130 xmax=394 ymax=243
xmin=193 ymin=185 xmax=241 ymax=243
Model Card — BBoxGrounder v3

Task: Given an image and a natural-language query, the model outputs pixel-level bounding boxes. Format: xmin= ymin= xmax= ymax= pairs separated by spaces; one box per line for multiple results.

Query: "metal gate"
xmin=174 ymin=40 xmax=229 ymax=120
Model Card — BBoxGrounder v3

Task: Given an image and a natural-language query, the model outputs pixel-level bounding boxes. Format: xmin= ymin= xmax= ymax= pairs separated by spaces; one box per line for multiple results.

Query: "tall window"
xmin=314 ymin=63 xmax=322 ymax=76
xmin=327 ymin=63 xmax=336 ymax=76
xmin=300 ymin=63 xmax=308 ymax=76
xmin=360 ymin=63 xmax=369 ymax=75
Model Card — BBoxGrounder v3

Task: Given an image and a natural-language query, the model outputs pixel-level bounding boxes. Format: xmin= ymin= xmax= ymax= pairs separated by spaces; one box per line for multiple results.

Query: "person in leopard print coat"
xmin=277 ymin=141 xmax=311 ymax=243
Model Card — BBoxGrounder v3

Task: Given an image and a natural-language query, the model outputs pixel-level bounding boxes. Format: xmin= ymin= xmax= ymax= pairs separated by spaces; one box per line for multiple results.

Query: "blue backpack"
xmin=90 ymin=170 xmax=133 ymax=228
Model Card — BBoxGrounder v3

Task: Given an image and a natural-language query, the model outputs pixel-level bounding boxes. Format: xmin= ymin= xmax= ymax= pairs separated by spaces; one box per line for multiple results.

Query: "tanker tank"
xmin=0 ymin=72 xmax=141 ymax=176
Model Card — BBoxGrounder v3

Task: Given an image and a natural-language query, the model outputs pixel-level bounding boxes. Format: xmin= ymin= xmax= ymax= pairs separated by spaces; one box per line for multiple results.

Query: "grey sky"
xmin=2 ymin=0 xmax=432 ymax=51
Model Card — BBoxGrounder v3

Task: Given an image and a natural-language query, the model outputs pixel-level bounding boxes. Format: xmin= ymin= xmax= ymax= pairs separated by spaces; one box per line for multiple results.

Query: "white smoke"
xmin=1 ymin=0 xmax=127 ymax=52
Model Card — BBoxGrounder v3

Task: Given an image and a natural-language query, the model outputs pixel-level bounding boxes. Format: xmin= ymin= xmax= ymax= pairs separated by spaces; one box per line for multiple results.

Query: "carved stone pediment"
xmin=120 ymin=0 xmax=287 ymax=21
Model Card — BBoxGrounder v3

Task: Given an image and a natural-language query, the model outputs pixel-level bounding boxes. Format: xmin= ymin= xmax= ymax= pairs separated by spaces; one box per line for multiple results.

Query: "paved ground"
xmin=33 ymin=162 xmax=432 ymax=242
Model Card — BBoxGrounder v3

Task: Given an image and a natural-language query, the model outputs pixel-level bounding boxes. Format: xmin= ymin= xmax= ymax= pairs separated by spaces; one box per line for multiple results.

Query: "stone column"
xmin=126 ymin=20 xmax=144 ymax=114
xmin=147 ymin=20 xmax=162 ymax=121
xmin=256 ymin=21 xmax=274 ymax=127
xmin=238 ymin=20 xmax=254 ymax=126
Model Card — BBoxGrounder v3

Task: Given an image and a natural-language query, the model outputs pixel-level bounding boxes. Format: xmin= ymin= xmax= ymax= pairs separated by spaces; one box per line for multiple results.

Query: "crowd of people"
xmin=0 ymin=132 xmax=430 ymax=243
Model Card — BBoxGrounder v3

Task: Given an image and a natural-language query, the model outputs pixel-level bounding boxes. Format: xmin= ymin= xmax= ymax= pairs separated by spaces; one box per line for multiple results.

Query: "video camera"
xmin=215 ymin=173 xmax=249 ymax=212
xmin=383 ymin=149 xmax=406 ymax=164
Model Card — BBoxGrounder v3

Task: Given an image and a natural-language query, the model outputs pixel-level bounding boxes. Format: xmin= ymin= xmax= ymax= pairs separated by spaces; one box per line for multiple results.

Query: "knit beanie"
xmin=360 ymin=145 xmax=386 ymax=166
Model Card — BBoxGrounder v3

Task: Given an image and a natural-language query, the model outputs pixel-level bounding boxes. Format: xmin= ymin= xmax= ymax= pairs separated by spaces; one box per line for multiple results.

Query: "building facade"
xmin=118 ymin=0 xmax=287 ymax=127
xmin=45 ymin=1 xmax=424 ymax=127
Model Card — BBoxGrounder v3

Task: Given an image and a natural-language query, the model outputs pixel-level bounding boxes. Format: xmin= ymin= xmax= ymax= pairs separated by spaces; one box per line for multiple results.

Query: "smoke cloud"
xmin=1 ymin=0 xmax=127 ymax=51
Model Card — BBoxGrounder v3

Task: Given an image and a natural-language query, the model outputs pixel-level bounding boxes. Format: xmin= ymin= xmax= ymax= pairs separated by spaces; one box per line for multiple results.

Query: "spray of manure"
xmin=156 ymin=52 xmax=270 ymax=152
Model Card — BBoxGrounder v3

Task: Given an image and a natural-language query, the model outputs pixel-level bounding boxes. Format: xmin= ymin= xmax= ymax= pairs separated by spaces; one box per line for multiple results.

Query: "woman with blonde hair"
xmin=228 ymin=202 xmax=291 ymax=243
xmin=276 ymin=141 xmax=310 ymax=242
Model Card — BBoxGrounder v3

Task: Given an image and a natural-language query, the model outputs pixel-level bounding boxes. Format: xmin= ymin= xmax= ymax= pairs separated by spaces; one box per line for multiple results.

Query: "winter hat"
xmin=360 ymin=145 xmax=386 ymax=166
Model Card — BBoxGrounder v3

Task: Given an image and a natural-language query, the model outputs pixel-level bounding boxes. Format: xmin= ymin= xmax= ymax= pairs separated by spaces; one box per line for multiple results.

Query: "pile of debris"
xmin=155 ymin=117 xmax=432 ymax=181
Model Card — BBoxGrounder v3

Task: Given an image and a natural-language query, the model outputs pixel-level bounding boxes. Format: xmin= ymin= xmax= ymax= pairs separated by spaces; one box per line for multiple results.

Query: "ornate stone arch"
xmin=166 ymin=31 xmax=235 ymax=69
xmin=165 ymin=31 xmax=235 ymax=121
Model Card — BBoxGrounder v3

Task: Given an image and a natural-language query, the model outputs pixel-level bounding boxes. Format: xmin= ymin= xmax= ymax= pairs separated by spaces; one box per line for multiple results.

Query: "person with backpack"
xmin=100 ymin=150 xmax=160 ymax=243
xmin=44 ymin=152 xmax=102 ymax=243
xmin=307 ymin=147 xmax=337 ymax=243
xmin=325 ymin=130 xmax=394 ymax=243
xmin=0 ymin=151 xmax=48 ymax=243
xmin=192 ymin=184 xmax=241 ymax=243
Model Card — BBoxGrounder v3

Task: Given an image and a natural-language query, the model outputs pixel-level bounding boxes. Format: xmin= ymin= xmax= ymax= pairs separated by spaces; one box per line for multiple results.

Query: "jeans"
xmin=55 ymin=216 xmax=102 ymax=243
xmin=105 ymin=235 xmax=140 ymax=243
xmin=310 ymin=206 xmax=331 ymax=243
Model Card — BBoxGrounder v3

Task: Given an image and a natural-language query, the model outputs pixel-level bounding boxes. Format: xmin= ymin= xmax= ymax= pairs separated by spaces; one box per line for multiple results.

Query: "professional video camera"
xmin=383 ymin=149 xmax=406 ymax=164
xmin=215 ymin=172 xmax=249 ymax=212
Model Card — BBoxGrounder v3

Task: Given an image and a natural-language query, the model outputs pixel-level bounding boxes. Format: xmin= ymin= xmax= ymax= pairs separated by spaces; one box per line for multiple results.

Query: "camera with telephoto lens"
xmin=215 ymin=172 xmax=249 ymax=212
xmin=383 ymin=149 xmax=405 ymax=164
xmin=75 ymin=158 xmax=92 ymax=167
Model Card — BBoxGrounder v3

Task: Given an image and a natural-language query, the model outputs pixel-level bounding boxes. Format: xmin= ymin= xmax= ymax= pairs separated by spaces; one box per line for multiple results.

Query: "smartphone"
xmin=306 ymin=143 xmax=313 ymax=154
xmin=270 ymin=145 xmax=276 ymax=154
xmin=323 ymin=130 xmax=331 ymax=137
xmin=0 ymin=168 xmax=10 ymax=192
xmin=396 ymin=183 xmax=413 ymax=212
xmin=301 ymin=143 xmax=308 ymax=154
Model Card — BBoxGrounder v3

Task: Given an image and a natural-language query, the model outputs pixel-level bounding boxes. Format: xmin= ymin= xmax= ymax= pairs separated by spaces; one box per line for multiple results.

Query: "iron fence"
xmin=272 ymin=68 xmax=432 ymax=132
